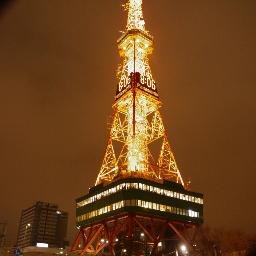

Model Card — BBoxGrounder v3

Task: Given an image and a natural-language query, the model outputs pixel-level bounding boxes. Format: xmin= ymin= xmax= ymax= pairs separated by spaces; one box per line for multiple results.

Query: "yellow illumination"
xmin=95 ymin=0 xmax=184 ymax=186
xmin=77 ymin=182 xmax=203 ymax=208
xmin=126 ymin=0 xmax=145 ymax=31
xmin=77 ymin=199 xmax=200 ymax=222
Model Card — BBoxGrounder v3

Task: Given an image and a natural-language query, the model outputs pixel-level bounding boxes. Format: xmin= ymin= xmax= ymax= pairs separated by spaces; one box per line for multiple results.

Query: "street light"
xmin=157 ymin=241 xmax=162 ymax=254
xmin=180 ymin=244 xmax=188 ymax=255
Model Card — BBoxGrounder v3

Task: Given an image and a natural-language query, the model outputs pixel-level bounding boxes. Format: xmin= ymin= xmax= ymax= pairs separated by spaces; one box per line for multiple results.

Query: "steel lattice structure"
xmin=96 ymin=0 xmax=183 ymax=187
xmin=71 ymin=1 xmax=204 ymax=255
xmin=72 ymin=215 xmax=197 ymax=256
xmin=96 ymin=89 xmax=184 ymax=186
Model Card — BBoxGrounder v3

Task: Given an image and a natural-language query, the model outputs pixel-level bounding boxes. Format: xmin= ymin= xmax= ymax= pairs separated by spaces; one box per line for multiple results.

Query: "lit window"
xmin=188 ymin=209 xmax=198 ymax=218
xmin=160 ymin=205 xmax=165 ymax=211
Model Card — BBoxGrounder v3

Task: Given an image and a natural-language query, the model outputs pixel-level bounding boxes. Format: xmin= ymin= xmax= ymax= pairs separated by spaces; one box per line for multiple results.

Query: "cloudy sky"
xmin=0 ymin=0 xmax=255 ymax=245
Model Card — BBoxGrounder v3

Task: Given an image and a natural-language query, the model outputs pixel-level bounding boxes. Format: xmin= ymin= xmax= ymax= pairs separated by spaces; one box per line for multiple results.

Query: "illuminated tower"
xmin=72 ymin=1 xmax=203 ymax=255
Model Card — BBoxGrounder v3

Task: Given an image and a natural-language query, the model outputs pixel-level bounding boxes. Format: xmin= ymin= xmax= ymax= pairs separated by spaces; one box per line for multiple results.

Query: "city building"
xmin=71 ymin=0 xmax=203 ymax=255
xmin=16 ymin=202 xmax=68 ymax=250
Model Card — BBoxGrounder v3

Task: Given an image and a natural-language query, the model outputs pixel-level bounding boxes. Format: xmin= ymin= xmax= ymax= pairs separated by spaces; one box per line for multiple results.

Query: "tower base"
xmin=71 ymin=213 xmax=200 ymax=256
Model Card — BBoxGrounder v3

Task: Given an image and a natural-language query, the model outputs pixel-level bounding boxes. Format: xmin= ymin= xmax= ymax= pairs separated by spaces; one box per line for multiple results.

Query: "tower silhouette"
xmin=72 ymin=1 xmax=203 ymax=255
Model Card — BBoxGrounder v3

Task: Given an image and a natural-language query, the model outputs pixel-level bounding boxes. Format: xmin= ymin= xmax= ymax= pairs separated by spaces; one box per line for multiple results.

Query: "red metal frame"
xmin=71 ymin=214 xmax=199 ymax=255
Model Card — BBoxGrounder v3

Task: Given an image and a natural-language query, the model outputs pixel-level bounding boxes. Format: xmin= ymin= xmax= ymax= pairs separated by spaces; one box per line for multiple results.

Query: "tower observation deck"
xmin=72 ymin=1 xmax=203 ymax=255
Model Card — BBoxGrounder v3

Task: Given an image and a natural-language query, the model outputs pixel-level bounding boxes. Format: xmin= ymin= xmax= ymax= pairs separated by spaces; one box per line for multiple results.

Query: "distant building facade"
xmin=16 ymin=202 xmax=68 ymax=249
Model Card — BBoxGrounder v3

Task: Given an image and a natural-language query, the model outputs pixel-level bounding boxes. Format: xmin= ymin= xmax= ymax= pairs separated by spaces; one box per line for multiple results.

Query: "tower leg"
xmin=71 ymin=214 xmax=200 ymax=256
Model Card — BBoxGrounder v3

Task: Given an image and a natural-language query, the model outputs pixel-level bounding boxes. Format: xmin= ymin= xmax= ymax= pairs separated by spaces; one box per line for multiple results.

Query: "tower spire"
xmin=126 ymin=0 xmax=145 ymax=31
